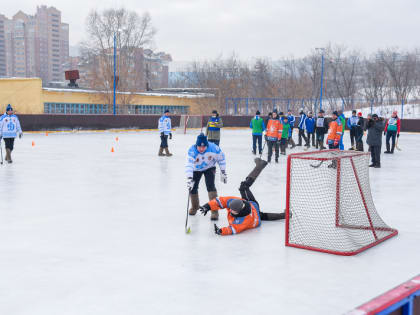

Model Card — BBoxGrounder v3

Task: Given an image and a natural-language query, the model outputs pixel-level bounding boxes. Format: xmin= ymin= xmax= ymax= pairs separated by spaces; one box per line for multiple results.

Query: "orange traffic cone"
xmin=111 ymin=147 xmax=115 ymax=153
xmin=32 ymin=141 xmax=35 ymax=147
xmin=116 ymin=136 xmax=119 ymax=141
xmin=46 ymin=131 xmax=48 ymax=136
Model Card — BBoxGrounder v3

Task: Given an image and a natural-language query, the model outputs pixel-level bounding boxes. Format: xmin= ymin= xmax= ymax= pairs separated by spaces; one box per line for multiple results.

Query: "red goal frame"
xmin=285 ymin=149 xmax=398 ymax=256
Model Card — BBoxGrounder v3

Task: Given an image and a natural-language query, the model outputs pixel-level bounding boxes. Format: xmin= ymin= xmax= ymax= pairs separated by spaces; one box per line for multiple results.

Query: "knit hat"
xmin=164 ymin=109 xmax=169 ymax=113
xmin=319 ymin=109 xmax=325 ymax=114
xmin=273 ymin=108 xmax=278 ymax=114
xmin=332 ymin=111 xmax=339 ymax=116
xmin=352 ymin=110 xmax=357 ymax=114
xmin=372 ymin=114 xmax=378 ymax=118
xmin=212 ymin=110 xmax=218 ymax=115
xmin=358 ymin=112 xmax=362 ymax=117
xmin=279 ymin=111 xmax=284 ymax=116
xmin=392 ymin=111 xmax=398 ymax=115
xmin=6 ymin=104 xmax=13 ymax=111
xmin=256 ymin=110 xmax=260 ymax=115
xmin=229 ymin=199 xmax=245 ymax=212
xmin=196 ymin=133 xmax=208 ymax=147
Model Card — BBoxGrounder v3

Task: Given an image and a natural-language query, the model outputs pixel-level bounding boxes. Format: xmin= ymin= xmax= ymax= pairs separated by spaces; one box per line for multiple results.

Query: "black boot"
xmin=260 ymin=212 xmax=285 ymax=221
xmin=374 ymin=163 xmax=381 ymax=168
xmin=247 ymin=158 xmax=268 ymax=182
xmin=385 ymin=143 xmax=391 ymax=153
xmin=369 ymin=163 xmax=375 ymax=167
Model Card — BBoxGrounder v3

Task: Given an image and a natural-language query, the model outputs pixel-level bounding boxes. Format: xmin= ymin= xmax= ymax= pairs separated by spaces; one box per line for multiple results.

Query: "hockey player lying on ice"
xmin=198 ymin=157 xmax=286 ymax=235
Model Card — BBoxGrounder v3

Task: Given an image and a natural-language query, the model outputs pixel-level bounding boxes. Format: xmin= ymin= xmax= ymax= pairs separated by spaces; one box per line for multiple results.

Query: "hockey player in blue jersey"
xmin=347 ymin=110 xmax=359 ymax=150
xmin=304 ymin=111 xmax=316 ymax=148
xmin=286 ymin=110 xmax=296 ymax=148
xmin=0 ymin=104 xmax=23 ymax=163
xmin=186 ymin=133 xmax=227 ymax=220
xmin=158 ymin=109 xmax=172 ymax=156
xmin=297 ymin=110 xmax=308 ymax=146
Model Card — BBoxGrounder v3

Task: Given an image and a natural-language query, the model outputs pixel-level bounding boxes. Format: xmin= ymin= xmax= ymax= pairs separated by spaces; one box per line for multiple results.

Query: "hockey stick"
xmin=395 ymin=137 xmax=402 ymax=151
xmin=0 ymin=142 xmax=3 ymax=165
xmin=310 ymin=160 xmax=325 ymax=168
xmin=259 ymin=140 xmax=267 ymax=159
xmin=185 ymin=188 xmax=192 ymax=234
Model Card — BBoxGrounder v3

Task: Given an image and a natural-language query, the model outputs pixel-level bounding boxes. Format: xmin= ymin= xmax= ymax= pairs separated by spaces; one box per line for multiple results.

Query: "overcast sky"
xmin=3 ymin=0 xmax=420 ymax=63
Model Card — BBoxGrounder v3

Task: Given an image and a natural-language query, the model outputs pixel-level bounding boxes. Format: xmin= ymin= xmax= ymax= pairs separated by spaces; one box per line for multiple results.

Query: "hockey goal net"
xmin=176 ymin=115 xmax=204 ymax=134
xmin=285 ymin=150 xmax=398 ymax=256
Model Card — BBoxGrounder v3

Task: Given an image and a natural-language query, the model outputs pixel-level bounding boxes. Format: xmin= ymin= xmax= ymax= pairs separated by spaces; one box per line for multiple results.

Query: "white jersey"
xmin=185 ymin=142 xmax=226 ymax=178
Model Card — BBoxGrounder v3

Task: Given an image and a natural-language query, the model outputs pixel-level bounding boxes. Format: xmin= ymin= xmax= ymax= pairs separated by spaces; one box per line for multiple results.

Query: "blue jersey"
xmin=0 ymin=114 xmax=22 ymax=138
xmin=304 ymin=117 xmax=315 ymax=133
xmin=158 ymin=115 xmax=171 ymax=135
xmin=287 ymin=115 xmax=295 ymax=127
xmin=347 ymin=116 xmax=359 ymax=128
xmin=185 ymin=142 xmax=226 ymax=178
xmin=298 ymin=113 xmax=307 ymax=129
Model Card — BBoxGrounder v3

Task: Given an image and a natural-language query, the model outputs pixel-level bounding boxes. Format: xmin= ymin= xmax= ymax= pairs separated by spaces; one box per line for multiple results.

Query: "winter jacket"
xmin=207 ymin=196 xmax=261 ymax=235
xmin=185 ymin=142 xmax=226 ymax=178
xmin=298 ymin=113 xmax=307 ymax=130
xmin=304 ymin=117 xmax=316 ymax=133
xmin=287 ymin=115 xmax=296 ymax=127
xmin=315 ymin=116 xmax=329 ymax=134
xmin=158 ymin=115 xmax=172 ymax=135
xmin=366 ymin=119 xmax=385 ymax=146
xmin=347 ymin=115 xmax=359 ymax=129
xmin=339 ymin=114 xmax=346 ymax=133
xmin=327 ymin=118 xmax=342 ymax=144
xmin=384 ymin=117 xmax=401 ymax=134
xmin=206 ymin=116 xmax=223 ymax=141
xmin=281 ymin=123 xmax=291 ymax=139
xmin=265 ymin=118 xmax=282 ymax=141
xmin=250 ymin=116 xmax=266 ymax=135
xmin=0 ymin=114 xmax=22 ymax=138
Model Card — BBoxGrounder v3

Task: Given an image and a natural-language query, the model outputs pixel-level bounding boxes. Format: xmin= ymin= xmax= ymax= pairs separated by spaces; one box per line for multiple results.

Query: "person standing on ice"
xmin=0 ymin=104 xmax=23 ymax=163
xmin=158 ymin=109 xmax=172 ymax=156
xmin=265 ymin=110 xmax=281 ymax=163
xmin=297 ymin=109 xmax=308 ymax=147
xmin=347 ymin=110 xmax=360 ymax=150
xmin=326 ymin=111 xmax=342 ymax=150
xmin=315 ymin=109 xmax=328 ymax=150
xmin=366 ymin=114 xmax=385 ymax=168
xmin=384 ymin=111 xmax=401 ymax=154
xmin=338 ymin=111 xmax=346 ymax=150
xmin=304 ymin=111 xmax=316 ymax=148
xmin=279 ymin=116 xmax=290 ymax=155
xmin=198 ymin=158 xmax=285 ymax=235
xmin=355 ymin=112 xmax=365 ymax=151
xmin=186 ymin=133 xmax=227 ymax=221
xmin=206 ymin=110 xmax=223 ymax=146
xmin=287 ymin=110 xmax=296 ymax=148
xmin=250 ymin=110 xmax=265 ymax=155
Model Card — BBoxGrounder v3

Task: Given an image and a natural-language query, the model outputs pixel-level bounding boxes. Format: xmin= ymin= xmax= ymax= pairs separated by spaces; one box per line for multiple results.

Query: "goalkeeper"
xmin=198 ymin=158 xmax=285 ymax=236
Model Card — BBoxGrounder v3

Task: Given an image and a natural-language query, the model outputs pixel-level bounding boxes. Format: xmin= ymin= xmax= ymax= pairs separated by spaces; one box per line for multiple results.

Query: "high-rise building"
xmin=0 ymin=6 xmax=69 ymax=84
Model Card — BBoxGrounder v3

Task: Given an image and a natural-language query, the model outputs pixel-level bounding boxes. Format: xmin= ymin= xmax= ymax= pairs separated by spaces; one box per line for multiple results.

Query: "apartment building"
xmin=0 ymin=6 xmax=69 ymax=84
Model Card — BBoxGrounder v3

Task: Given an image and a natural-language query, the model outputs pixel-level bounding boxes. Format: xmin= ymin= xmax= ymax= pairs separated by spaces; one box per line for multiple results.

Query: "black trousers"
xmin=208 ymin=139 xmax=220 ymax=146
xmin=370 ymin=145 xmax=381 ymax=165
xmin=160 ymin=134 xmax=168 ymax=148
xmin=267 ymin=140 xmax=279 ymax=161
xmin=298 ymin=129 xmax=308 ymax=145
xmin=355 ymin=127 xmax=364 ymax=151
xmin=4 ymin=138 xmax=15 ymax=151
xmin=307 ymin=131 xmax=315 ymax=146
xmin=252 ymin=135 xmax=263 ymax=154
xmin=386 ymin=130 xmax=397 ymax=152
xmin=279 ymin=138 xmax=287 ymax=154
xmin=315 ymin=131 xmax=325 ymax=147
xmin=190 ymin=167 xmax=216 ymax=194
xmin=350 ymin=128 xmax=357 ymax=146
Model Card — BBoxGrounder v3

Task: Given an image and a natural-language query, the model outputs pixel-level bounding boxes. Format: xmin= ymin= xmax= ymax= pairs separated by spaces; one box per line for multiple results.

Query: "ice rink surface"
xmin=0 ymin=128 xmax=419 ymax=315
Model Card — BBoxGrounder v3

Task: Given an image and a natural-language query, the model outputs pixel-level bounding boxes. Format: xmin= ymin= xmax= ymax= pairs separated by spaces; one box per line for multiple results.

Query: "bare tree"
xmin=360 ymin=55 xmax=388 ymax=105
xmin=80 ymin=8 xmax=156 ymax=110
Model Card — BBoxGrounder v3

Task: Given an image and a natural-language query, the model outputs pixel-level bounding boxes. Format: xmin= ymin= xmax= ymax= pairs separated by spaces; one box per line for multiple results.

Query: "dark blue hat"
xmin=6 ymin=104 xmax=12 ymax=111
xmin=164 ymin=109 xmax=169 ymax=113
xmin=196 ymin=133 xmax=208 ymax=147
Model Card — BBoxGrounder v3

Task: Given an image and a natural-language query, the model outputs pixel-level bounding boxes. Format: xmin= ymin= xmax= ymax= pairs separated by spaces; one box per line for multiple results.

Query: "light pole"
xmin=113 ymin=32 xmax=117 ymax=115
xmin=316 ymin=48 xmax=326 ymax=111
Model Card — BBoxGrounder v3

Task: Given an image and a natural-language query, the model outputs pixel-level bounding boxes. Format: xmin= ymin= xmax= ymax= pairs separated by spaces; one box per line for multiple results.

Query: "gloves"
xmin=397 ymin=133 xmax=400 ymax=138
xmin=199 ymin=204 xmax=211 ymax=216
xmin=160 ymin=132 xmax=164 ymax=137
xmin=220 ymin=170 xmax=227 ymax=184
xmin=214 ymin=224 xmax=222 ymax=235
xmin=19 ymin=133 xmax=23 ymax=139
xmin=169 ymin=133 xmax=172 ymax=140
xmin=187 ymin=177 xmax=194 ymax=190
xmin=264 ymin=135 xmax=268 ymax=141
xmin=334 ymin=139 xmax=339 ymax=146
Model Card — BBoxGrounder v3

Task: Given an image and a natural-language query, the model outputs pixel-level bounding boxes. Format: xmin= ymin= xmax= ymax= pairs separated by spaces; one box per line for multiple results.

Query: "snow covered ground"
xmin=344 ymin=103 xmax=420 ymax=119
xmin=0 ymin=129 xmax=419 ymax=315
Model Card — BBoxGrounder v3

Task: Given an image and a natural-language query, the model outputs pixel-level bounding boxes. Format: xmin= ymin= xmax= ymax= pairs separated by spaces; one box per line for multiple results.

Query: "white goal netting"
xmin=176 ymin=115 xmax=204 ymax=134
